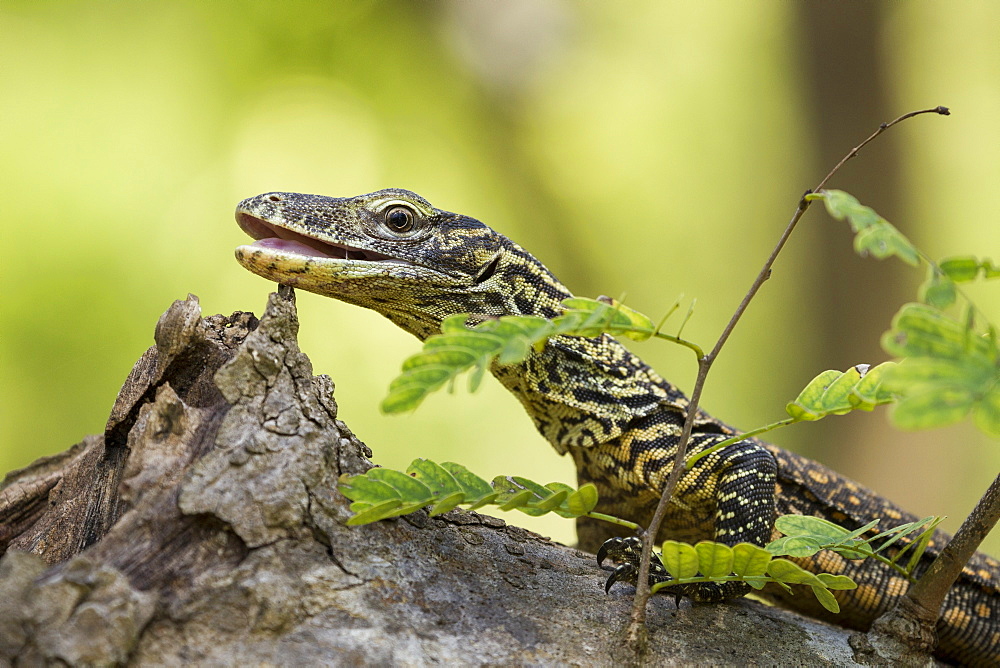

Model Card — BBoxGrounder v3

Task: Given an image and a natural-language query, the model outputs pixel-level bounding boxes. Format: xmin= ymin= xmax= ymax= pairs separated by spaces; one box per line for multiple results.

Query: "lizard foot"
xmin=597 ymin=536 xmax=684 ymax=602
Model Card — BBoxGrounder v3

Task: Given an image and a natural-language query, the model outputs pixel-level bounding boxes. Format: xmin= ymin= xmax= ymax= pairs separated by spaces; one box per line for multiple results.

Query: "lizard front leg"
xmin=582 ymin=414 xmax=777 ymax=602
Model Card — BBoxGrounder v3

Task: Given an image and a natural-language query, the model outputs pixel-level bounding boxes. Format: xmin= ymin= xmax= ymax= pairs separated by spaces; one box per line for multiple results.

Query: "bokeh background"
xmin=3 ymin=1 xmax=999 ymax=556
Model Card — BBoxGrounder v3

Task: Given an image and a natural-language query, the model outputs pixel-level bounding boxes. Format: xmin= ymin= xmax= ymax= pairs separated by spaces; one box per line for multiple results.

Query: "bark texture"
xmin=0 ymin=288 xmax=864 ymax=666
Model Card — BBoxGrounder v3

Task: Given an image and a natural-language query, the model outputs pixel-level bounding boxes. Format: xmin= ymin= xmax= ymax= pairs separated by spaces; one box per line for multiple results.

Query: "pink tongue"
xmin=252 ymin=237 xmax=334 ymax=258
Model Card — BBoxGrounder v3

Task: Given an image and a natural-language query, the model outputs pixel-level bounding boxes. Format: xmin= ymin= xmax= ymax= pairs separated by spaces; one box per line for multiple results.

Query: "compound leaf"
xmin=786 ymin=365 xmax=895 ymax=421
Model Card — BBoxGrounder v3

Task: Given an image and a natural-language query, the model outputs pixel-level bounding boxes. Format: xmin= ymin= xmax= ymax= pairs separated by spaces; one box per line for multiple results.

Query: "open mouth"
xmin=236 ymin=211 xmax=398 ymax=262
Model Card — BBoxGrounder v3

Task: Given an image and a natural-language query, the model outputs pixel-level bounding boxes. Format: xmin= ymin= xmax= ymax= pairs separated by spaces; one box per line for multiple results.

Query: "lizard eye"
xmin=383 ymin=205 xmax=416 ymax=233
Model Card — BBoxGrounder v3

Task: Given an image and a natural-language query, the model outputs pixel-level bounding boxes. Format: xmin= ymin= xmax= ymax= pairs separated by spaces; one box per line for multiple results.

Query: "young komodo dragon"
xmin=234 ymin=188 xmax=999 ymax=665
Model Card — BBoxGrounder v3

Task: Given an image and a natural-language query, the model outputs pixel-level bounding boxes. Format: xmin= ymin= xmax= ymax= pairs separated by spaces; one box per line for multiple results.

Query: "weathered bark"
xmin=0 ymin=288 xmax=865 ymax=666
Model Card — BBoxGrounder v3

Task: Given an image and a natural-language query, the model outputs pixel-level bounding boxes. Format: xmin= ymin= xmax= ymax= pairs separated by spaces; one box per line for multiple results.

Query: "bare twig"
xmin=624 ymin=106 xmax=950 ymax=644
xmin=902 ymin=471 xmax=1000 ymax=616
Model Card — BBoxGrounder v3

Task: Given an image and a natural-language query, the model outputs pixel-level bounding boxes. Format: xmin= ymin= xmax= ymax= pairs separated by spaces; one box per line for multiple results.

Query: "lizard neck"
xmin=491 ymin=335 xmax=679 ymax=453
xmin=469 ymin=243 xmax=679 ymax=453
xmin=375 ymin=241 xmax=572 ymax=341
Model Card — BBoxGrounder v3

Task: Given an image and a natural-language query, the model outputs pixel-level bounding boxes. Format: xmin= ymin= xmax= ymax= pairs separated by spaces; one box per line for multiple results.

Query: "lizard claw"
xmin=597 ymin=535 xmax=642 ymax=568
xmin=605 ymin=563 xmax=636 ymax=593
xmin=596 ymin=536 xmax=625 ymax=567
xmin=598 ymin=536 xmax=648 ymax=593
xmin=597 ymin=535 xmax=681 ymax=596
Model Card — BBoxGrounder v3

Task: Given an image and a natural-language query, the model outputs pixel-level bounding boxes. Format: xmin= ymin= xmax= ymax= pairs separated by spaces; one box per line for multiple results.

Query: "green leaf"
xmin=833 ymin=518 xmax=882 ymax=543
xmin=885 ymin=357 xmax=995 ymax=393
xmin=817 ymin=573 xmax=857 ymax=590
xmin=904 ymin=519 xmax=942 ymax=575
xmin=380 ymin=385 xmax=428 ymax=413
xmin=815 ymin=366 xmax=866 ymax=415
xmin=882 ymin=303 xmax=995 ymax=361
xmin=543 ymin=481 xmax=576 ymax=497
xmin=526 ymin=489 xmax=570 ymax=514
xmin=816 ymin=190 xmax=919 ymax=266
xmin=506 ymin=476 xmax=551 ymax=498
xmin=404 ymin=459 xmax=466 ymax=516
xmin=476 ymin=319 xmax=546 ymax=365
xmin=890 ymin=387 xmax=977 ymax=430
xmin=565 ymin=483 xmax=599 ymax=516
xmin=849 ymin=362 xmax=898 ymax=410
xmin=407 ymin=458 xmax=462 ymax=495
xmin=770 ymin=515 xmax=879 ymax=560
xmin=939 ymin=256 xmax=982 ymax=282
xmin=854 ymin=224 xmax=919 ymax=266
xmin=560 ymin=297 xmax=656 ymax=341
xmin=766 ymin=558 xmax=824 ymax=587
xmin=440 ymin=313 xmax=472 ymax=334
xmin=766 ymin=536 xmax=825 ymax=558
xmin=775 ymin=515 xmax=849 ymax=541
xmin=810 ymin=585 xmax=841 ymax=614
xmin=496 ymin=477 xmax=567 ymax=516
xmin=920 ymin=273 xmax=957 ymax=310
xmin=423 ymin=331 xmax=505 ymax=355
xmin=429 ymin=492 xmax=467 ymax=517
xmin=974 ymin=387 xmax=1000 ymax=437
xmin=786 ymin=370 xmax=842 ymax=420
xmin=695 ymin=541 xmax=734 ymax=578
xmin=467 ymin=356 xmax=489 ymax=393
xmin=399 ymin=347 xmax=478 ymax=372
xmin=406 ymin=457 xmax=462 ymax=495
xmin=383 ymin=298 xmax=662 ymax=413
xmin=819 ymin=190 xmax=880 ymax=231
xmin=439 ymin=461 xmax=497 ymax=509
xmin=869 ymin=517 xmax=937 ymax=557
xmin=660 ymin=541 xmax=700 ymax=579
xmin=494 ymin=479 xmax=571 ymax=516
xmin=785 ymin=366 xmax=894 ymax=420
xmin=367 ymin=468 xmax=434 ymax=503
xmin=731 ymin=543 xmax=772 ymax=577
xmin=497 ymin=488 xmax=535 ymax=511
xmin=388 ymin=364 xmax=454 ymax=391
xmin=338 ymin=473 xmax=401 ymax=505
xmin=346 ymin=498 xmax=405 ymax=525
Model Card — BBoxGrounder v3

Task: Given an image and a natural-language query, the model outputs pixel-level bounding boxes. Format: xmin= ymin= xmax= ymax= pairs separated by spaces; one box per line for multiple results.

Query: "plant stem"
xmin=586 ymin=512 xmax=641 ymax=532
xmin=684 ymin=417 xmax=799 ymax=469
xmin=652 ymin=332 xmax=704 ymax=359
xmin=624 ymin=106 xmax=950 ymax=643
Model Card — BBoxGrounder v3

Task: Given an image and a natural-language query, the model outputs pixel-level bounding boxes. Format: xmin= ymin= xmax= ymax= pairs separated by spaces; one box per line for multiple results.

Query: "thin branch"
xmin=905 ymin=471 xmax=1000 ymax=615
xmin=814 ymin=106 xmax=949 ymax=194
xmin=623 ymin=106 xmax=950 ymax=643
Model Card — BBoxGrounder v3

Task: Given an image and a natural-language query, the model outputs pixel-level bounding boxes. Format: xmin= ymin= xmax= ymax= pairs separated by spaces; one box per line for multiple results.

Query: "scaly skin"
xmin=235 ymin=189 xmax=1000 ymax=665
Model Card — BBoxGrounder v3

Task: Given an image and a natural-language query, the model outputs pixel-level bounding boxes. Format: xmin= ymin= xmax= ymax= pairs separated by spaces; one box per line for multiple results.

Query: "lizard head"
xmin=235 ymin=189 xmax=569 ymax=339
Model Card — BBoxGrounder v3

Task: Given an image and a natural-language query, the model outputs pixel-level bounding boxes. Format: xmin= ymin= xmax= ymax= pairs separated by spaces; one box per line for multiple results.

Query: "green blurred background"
xmin=2 ymin=1 xmax=999 ymax=555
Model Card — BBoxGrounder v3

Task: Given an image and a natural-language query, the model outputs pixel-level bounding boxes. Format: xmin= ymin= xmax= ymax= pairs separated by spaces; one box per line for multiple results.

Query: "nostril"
xmin=267 ymin=194 xmax=283 ymax=202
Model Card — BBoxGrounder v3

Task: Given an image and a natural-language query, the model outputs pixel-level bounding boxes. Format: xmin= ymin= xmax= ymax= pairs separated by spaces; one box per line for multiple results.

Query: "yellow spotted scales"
xmin=235 ymin=189 xmax=999 ymax=665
